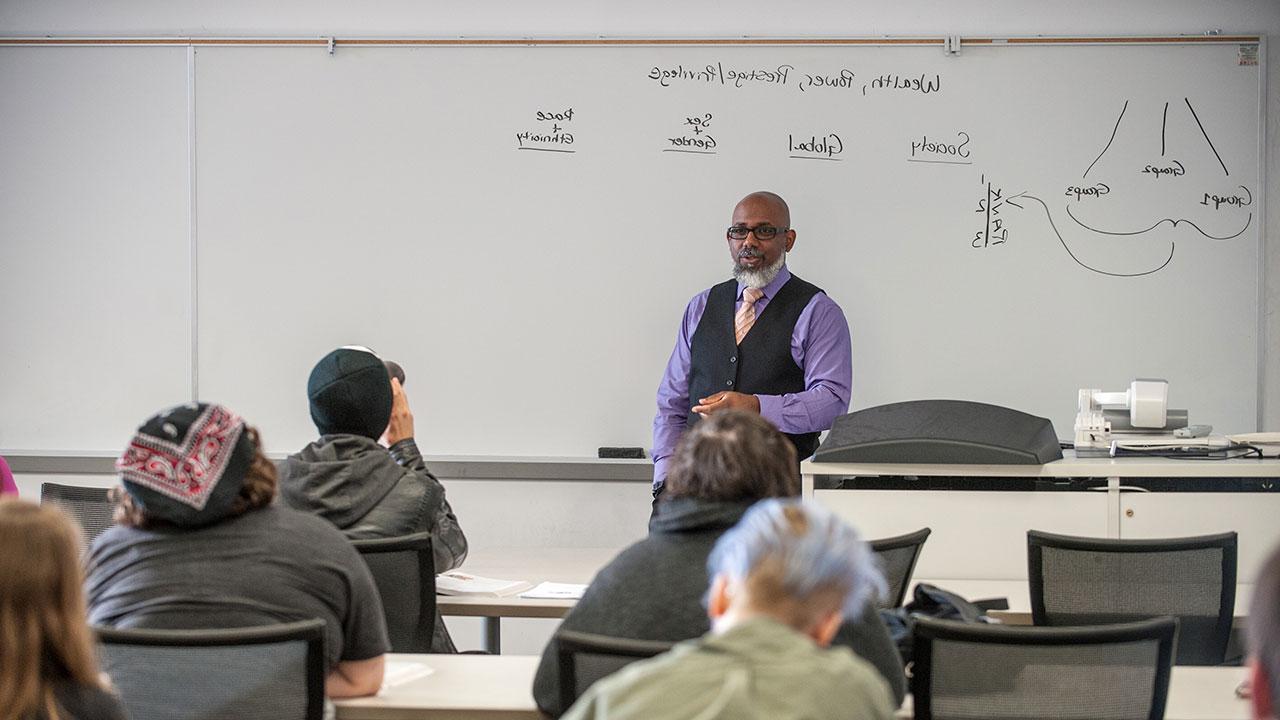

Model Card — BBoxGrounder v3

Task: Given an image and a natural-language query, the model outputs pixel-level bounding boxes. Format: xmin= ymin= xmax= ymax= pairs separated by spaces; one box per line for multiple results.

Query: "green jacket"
xmin=533 ymin=498 xmax=905 ymax=716
xmin=562 ymin=617 xmax=896 ymax=720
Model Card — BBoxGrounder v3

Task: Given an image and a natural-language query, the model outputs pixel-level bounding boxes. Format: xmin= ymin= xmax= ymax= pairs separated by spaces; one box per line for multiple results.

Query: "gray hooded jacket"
xmin=531 ymin=497 xmax=906 ymax=717
xmin=279 ymin=434 xmax=467 ymax=652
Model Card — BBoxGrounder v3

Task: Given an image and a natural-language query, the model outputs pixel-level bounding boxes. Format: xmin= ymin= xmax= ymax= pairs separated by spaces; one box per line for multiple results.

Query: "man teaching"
xmin=652 ymin=191 xmax=853 ymax=495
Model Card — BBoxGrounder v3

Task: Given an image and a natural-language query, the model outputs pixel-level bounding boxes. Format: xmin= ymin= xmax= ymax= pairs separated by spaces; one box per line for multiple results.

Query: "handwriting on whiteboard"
xmin=515 ymin=107 xmax=576 ymax=154
xmin=973 ymin=177 xmax=1016 ymax=249
xmin=646 ymin=62 xmax=942 ymax=96
xmin=664 ymin=113 xmax=718 ymax=155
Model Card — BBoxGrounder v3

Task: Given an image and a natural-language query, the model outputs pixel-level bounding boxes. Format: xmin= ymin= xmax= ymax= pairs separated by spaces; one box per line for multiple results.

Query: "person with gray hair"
xmin=1248 ymin=542 xmax=1280 ymax=719
xmin=531 ymin=411 xmax=904 ymax=717
xmin=561 ymin=498 xmax=896 ymax=720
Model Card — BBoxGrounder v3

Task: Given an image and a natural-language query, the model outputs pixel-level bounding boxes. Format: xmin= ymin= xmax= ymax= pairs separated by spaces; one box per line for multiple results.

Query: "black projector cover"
xmin=813 ymin=399 xmax=1063 ymax=464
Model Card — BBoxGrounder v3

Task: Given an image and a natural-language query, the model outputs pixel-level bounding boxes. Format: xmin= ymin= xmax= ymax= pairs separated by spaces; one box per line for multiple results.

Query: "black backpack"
xmin=880 ymin=583 xmax=1009 ymax=666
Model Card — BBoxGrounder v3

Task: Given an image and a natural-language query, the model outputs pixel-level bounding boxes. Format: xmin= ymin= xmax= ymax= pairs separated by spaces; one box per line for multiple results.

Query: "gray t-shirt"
xmin=85 ymin=503 xmax=389 ymax=668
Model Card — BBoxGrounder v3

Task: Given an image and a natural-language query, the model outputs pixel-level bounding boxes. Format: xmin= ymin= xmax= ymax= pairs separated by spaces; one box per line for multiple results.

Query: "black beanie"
xmin=307 ymin=347 xmax=393 ymax=439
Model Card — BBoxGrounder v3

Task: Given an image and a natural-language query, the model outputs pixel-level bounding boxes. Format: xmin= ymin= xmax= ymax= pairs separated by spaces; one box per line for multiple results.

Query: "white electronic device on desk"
xmin=1074 ymin=379 xmax=1228 ymax=456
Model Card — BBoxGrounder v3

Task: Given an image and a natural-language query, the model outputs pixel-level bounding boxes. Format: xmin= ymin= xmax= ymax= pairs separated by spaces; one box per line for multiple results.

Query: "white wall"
xmin=2 ymin=0 xmax=1276 ymax=431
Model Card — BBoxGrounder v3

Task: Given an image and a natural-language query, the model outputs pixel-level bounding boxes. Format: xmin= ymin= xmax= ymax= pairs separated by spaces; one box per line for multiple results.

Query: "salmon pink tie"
xmin=734 ymin=287 xmax=764 ymax=345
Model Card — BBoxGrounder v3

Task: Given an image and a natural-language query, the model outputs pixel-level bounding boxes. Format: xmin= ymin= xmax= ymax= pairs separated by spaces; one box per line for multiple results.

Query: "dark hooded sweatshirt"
xmin=531 ymin=497 xmax=907 ymax=717
xmin=278 ymin=434 xmax=467 ymax=652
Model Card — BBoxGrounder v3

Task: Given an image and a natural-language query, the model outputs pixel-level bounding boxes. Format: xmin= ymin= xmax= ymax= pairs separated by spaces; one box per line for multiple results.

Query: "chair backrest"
xmin=911 ymin=615 xmax=1176 ymax=720
xmin=1027 ymin=529 xmax=1236 ymax=665
xmin=555 ymin=630 xmax=675 ymax=711
xmin=869 ymin=526 xmax=932 ymax=608
xmin=351 ymin=531 xmax=436 ymax=653
xmin=40 ymin=482 xmax=114 ymax=549
xmin=96 ymin=619 xmax=326 ymax=720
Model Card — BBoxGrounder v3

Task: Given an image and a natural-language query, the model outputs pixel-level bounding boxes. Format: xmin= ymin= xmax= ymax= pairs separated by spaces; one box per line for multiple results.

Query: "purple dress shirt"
xmin=652 ymin=266 xmax=852 ymax=488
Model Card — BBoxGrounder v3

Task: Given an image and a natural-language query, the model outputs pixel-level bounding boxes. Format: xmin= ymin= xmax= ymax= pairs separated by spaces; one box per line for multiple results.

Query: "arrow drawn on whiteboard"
xmin=1020 ymin=194 xmax=1175 ymax=277
xmin=1065 ymin=204 xmax=1252 ymax=241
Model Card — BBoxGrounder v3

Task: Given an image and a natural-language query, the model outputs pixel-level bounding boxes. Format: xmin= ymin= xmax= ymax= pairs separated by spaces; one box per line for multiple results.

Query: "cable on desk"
xmin=1110 ymin=443 xmax=1264 ymax=460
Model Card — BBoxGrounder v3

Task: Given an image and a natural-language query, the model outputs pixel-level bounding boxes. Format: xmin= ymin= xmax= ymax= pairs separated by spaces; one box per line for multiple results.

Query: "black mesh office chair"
xmin=555 ymin=630 xmax=675 ymax=710
xmin=96 ymin=619 xmax=326 ymax=720
xmin=1028 ymin=529 xmax=1236 ymax=665
xmin=352 ymin=531 xmax=437 ymax=653
xmin=869 ymin=526 xmax=931 ymax=608
xmin=911 ymin=616 xmax=1176 ymax=720
xmin=40 ymin=482 xmax=114 ymax=549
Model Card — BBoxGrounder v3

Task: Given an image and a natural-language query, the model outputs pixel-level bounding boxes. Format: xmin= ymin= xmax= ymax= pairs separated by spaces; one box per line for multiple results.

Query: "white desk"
xmin=803 ymin=454 xmax=1280 ymax=583
xmin=334 ymin=654 xmax=542 ymax=719
xmin=805 ymin=453 xmax=1280 ymax=480
xmin=441 ymin=549 xmax=1256 ymax=650
xmin=1159 ymin=667 xmax=1253 ymax=720
xmin=802 ymin=453 xmax=1280 ymax=535
xmin=334 ymin=655 xmax=1250 ymax=720
xmin=438 ymin=547 xmax=616 ymax=653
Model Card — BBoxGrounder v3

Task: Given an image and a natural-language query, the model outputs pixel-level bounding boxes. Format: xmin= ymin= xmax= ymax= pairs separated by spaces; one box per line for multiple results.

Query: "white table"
xmin=804 ymin=454 xmax=1280 ymax=585
xmin=1159 ymin=667 xmax=1253 ymax=720
xmin=441 ymin=549 xmax=1256 ymax=649
xmin=437 ymin=547 xmax=616 ymax=652
xmin=802 ymin=453 xmax=1280 ymax=537
xmin=334 ymin=654 xmax=543 ymax=719
xmin=334 ymin=655 xmax=1251 ymax=720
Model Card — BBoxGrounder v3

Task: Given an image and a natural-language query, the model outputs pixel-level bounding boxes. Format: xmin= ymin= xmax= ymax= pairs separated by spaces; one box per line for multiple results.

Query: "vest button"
xmin=725 ymin=380 xmax=733 ymax=387
xmin=729 ymin=356 xmax=736 ymax=363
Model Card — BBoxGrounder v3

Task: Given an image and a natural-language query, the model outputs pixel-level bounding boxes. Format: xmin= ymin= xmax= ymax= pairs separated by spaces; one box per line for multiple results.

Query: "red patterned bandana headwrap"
xmin=116 ymin=404 xmax=246 ymax=511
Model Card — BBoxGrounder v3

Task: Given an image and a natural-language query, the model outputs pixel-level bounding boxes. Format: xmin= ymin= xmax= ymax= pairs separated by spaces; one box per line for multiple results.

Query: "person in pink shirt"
xmin=0 ymin=455 xmax=17 ymax=497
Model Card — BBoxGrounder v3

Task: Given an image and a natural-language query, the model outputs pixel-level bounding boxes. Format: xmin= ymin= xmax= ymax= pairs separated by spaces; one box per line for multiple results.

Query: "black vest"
xmin=687 ymin=274 xmax=824 ymax=461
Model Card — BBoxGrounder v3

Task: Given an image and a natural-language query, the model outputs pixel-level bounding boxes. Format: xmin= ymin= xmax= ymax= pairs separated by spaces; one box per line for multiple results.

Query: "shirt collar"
xmin=737 ymin=264 xmax=791 ymax=301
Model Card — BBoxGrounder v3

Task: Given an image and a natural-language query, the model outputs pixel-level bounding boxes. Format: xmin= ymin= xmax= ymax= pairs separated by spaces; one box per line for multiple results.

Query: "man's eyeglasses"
xmin=726 ymin=225 xmax=788 ymax=241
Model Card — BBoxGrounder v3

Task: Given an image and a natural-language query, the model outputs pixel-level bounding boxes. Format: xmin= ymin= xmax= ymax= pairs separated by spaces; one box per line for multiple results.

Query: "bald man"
xmin=652 ymin=191 xmax=852 ymax=496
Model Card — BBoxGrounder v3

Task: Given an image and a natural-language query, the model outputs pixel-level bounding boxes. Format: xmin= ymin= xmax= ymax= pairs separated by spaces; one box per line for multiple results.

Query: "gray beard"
xmin=733 ymin=252 xmax=786 ymax=289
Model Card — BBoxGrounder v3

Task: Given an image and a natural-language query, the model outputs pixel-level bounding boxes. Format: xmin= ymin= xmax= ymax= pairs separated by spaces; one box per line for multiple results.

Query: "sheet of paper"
xmin=380 ymin=661 xmax=434 ymax=691
xmin=436 ymin=571 xmax=534 ymax=597
xmin=519 ymin=581 xmax=588 ymax=600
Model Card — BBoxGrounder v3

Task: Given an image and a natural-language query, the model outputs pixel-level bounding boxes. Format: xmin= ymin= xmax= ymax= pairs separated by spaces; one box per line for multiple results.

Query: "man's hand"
xmin=380 ymin=377 xmax=415 ymax=446
xmin=692 ymin=391 xmax=761 ymax=416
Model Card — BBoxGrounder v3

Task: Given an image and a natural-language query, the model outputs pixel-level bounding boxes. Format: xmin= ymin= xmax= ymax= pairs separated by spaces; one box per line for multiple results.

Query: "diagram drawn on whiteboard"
xmin=967 ymin=97 xmax=1253 ymax=277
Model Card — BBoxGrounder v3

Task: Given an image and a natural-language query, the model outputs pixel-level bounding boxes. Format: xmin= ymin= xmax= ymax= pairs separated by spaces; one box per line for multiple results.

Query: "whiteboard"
xmin=0 ymin=47 xmax=191 ymax=453
xmin=2 ymin=39 xmax=1264 ymax=456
